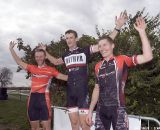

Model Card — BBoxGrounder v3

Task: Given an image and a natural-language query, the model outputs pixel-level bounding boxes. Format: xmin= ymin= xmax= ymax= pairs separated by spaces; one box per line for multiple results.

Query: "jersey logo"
xmin=64 ymin=53 xmax=86 ymax=67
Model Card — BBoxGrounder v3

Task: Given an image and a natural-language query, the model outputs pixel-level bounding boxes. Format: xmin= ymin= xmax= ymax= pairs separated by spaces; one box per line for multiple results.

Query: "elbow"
xmin=145 ymin=53 xmax=153 ymax=62
xmin=147 ymin=53 xmax=153 ymax=62
xmin=149 ymin=54 xmax=153 ymax=61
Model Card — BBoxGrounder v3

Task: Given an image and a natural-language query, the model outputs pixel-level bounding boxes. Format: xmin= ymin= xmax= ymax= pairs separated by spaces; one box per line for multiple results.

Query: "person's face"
xmin=65 ymin=33 xmax=78 ymax=49
xmin=98 ymin=39 xmax=114 ymax=58
xmin=34 ymin=51 xmax=46 ymax=66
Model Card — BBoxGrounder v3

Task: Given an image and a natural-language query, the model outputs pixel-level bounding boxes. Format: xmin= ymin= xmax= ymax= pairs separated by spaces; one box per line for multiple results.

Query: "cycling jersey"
xmin=95 ymin=55 xmax=137 ymax=107
xmin=94 ymin=55 xmax=138 ymax=130
xmin=26 ymin=64 xmax=59 ymax=121
xmin=62 ymin=46 xmax=92 ymax=112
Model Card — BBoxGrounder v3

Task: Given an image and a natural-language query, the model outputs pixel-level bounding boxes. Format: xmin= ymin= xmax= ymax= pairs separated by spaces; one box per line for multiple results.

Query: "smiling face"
xmin=98 ymin=38 xmax=115 ymax=59
xmin=34 ymin=50 xmax=46 ymax=66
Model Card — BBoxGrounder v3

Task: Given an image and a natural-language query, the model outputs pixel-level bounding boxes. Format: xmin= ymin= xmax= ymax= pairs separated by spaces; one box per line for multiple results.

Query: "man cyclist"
xmin=86 ymin=17 xmax=153 ymax=130
xmin=9 ymin=42 xmax=68 ymax=130
xmin=40 ymin=11 xmax=128 ymax=130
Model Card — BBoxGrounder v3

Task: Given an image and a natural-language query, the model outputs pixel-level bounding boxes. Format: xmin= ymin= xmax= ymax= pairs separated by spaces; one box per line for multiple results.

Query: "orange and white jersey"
xmin=26 ymin=64 xmax=59 ymax=93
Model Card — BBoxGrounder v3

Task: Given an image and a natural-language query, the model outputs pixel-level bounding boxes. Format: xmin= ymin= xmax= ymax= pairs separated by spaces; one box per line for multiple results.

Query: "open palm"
xmin=115 ymin=10 xmax=128 ymax=29
xmin=9 ymin=41 xmax=17 ymax=49
xmin=134 ymin=17 xmax=146 ymax=32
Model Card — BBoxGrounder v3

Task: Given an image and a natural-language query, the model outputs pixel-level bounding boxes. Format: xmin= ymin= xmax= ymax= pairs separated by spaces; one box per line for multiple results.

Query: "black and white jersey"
xmin=62 ymin=46 xmax=92 ymax=79
xmin=62 ymin=46 xmax=93 ymax=109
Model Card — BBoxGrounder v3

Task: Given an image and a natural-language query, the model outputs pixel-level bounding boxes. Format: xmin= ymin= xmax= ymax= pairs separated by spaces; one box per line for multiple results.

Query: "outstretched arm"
xmin=134 ymin=17 xmax=153 ymax=64
xmin=92 ymin=10 xmax=128 ymax=53
xmin=39 ymin=43 xmax=64 ymax=66
xmin=56 ymin=73 xmax=68 ymax=81
xmin=9 ymin=41 xmax=27 ymax=70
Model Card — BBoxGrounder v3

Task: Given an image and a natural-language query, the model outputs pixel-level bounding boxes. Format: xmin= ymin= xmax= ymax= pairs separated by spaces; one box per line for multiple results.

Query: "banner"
xmin=53 ymin=107 xmax=141 ymax=130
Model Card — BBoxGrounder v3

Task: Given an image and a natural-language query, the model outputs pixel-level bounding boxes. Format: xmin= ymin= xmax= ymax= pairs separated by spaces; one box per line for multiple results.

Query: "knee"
xmin=71 ymin=119 xmax=79 ymax=126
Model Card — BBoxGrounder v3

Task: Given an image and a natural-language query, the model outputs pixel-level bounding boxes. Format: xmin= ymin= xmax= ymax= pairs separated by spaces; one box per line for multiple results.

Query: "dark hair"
xmin=98 ymin=35 xmax=114 ymax=44
xmin=65 ymin=29 xmax=78 ymax=38
xmin=33 ymin=48 xmax=46 ymax=56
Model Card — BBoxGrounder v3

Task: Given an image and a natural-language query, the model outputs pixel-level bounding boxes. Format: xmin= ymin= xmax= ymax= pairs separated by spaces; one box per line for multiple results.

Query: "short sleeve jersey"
xmin=26 ymin=65 xmax=59 ymax=93
xmin=95 ymin=55 xmax=138 ymax=107
xmin=62 ymin=46 xmax=92 ymax=80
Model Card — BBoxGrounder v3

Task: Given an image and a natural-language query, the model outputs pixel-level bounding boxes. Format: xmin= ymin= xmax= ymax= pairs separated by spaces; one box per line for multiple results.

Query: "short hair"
xmin=98 ymin=35 xmax=114 ymax=44
xmin=65 ymin=29 xmax=78 ymax=38
xmin=33 ymin=48 xmax=46 ymax=56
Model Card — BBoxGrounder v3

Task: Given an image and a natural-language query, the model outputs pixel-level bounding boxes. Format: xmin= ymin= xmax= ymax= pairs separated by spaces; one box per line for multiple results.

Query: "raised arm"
xmin=86 ymin=84 xmax=99 ymax=126
xmin=134 ymin=17 xmax=153 ymax=64
xmin=39 ymin=43 xmax=64 ymax=66
xmin=109 ymin=10 xmax=128 ymax=40
xmin=91 ymin=10 xmax=128 ymax=53
xmin=9 ymin=41 xmax=27 ymax=70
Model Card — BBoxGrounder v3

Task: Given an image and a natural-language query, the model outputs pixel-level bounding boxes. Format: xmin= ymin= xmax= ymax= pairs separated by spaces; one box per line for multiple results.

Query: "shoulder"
xmin=62 ymin=50 xmax=69 ymax=57
xmin=45 ymin=65 xmax=56 ymax=70
xmin=114 ymin=55 xmax=128 ymax=61
xmin=27 ymin=64 xmax=37 ymax=69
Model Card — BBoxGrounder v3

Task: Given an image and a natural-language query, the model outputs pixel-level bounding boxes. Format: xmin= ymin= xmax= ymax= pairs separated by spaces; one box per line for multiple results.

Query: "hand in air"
xmin=134 ymin=17 xmax=146 ymax=33
xmin=115 ymin=10 xmax=128 ymax=29
xmin=38 ymin=43 xmax=47 ymax=50
xmin=9 ymin=41 xmax=17 ymax=50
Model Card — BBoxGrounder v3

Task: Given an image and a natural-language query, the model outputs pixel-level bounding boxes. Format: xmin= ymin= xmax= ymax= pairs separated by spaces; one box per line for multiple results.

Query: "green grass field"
xmin=0 ymin=94 xmax=30 ymax=130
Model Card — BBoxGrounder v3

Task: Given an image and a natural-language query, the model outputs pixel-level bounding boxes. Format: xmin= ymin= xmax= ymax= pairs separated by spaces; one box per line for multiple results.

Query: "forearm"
xmin=62 ymin=75 xmax=68 ymax=81
xmin=46 ymin=51 xmax=59 ymax=65
xmin=57 ymin=74 xmax=68 ymax=81
xmin=137 ymin=31 xmax=153 ymax=64
xmin=140 ymin=31 xmax=152 ymax=58
xmin=109 ymin=27 xmax=120 ymax=40
xmin=89 ymin=85 xmax=99 ymax=113
xmin=10 ymin=48 xmax=23 ymax=65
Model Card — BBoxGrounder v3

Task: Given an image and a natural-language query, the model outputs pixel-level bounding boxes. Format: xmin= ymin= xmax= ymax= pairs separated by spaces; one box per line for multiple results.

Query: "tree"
xmin=0 ymin=67 xmax=13 ymax=100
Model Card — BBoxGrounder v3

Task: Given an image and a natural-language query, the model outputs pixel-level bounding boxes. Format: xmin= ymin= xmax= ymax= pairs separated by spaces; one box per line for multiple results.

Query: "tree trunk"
xmin=0 ymin=88 xmax=8 ymax=100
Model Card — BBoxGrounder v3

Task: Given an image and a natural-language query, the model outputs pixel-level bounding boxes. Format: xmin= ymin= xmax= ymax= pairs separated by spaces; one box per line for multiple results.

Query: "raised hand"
xmin=115 ymin=10 xmax=128 ymax=29
xmin=134 ymin=17 xmax=146 ymax=33
xmin=9 ymin=41 xmax=17 ymax=50
xmin=38 ymin=43 xmax=47 ymax=50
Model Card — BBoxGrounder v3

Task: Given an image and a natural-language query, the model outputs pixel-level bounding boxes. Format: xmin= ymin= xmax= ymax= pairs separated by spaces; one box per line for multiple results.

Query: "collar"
xmin=103 ymin=55 xmax=115 ymax=62
xmin=69 ymin=47 xmax=79 ymax=52
xmin=38 ymin=64 xmax=46 ymax=68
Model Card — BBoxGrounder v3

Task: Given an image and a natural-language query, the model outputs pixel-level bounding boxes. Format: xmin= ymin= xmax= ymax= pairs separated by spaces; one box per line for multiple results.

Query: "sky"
xmin=0 ymin=0 xmax=159 ymax=87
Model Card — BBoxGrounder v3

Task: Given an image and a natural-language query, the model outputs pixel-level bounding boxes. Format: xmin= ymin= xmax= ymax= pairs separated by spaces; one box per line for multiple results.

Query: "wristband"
xmin=114 ymin=28 xmax=121 ymax=32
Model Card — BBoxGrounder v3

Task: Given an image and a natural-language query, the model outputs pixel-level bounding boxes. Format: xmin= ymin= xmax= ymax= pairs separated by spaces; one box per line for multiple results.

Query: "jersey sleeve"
xmin=95 ymin=62 xmax=102 ymax=84
xmin=26 ymin=64 xmax=35 ymax=73
xmin=83 ymin=46 xmax=92 ymax=62
xmin=95 ymin=74 xmax=99 ymax=84
xmin=122 ymin=55 xmax=138 ymax=67
xmin=50 ymin=67 xmax=60 ymax=77
xmin=62 ymin=54 xmax=65 ymax=62
xmin=62 ymin=52 xmax=67 ymax=62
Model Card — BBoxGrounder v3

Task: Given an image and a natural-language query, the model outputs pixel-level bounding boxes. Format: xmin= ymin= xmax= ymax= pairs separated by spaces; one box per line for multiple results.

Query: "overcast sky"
xmin=0 ymin=0 xmax=159 ymax=87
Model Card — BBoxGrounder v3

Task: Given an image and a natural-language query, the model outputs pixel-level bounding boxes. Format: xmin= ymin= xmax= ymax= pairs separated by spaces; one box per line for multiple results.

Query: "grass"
xmin=0 ymin=94 xmax=30 ymax=130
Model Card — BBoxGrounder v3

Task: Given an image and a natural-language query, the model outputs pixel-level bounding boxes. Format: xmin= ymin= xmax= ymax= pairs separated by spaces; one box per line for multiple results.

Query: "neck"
xmin=38 ymin=63 xmax=45 ymax=67
xmin=104 ymin=54 xmax=114 ymax=61
xmin=69 ymin=45 xmax=78 ymax=51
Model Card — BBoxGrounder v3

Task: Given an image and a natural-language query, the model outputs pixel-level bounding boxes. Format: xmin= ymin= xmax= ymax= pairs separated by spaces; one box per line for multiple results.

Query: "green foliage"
xmin=16 ymin=9 xmax=160 ymax=119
